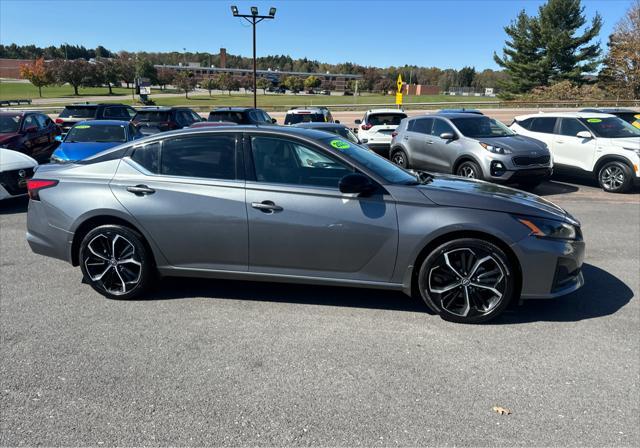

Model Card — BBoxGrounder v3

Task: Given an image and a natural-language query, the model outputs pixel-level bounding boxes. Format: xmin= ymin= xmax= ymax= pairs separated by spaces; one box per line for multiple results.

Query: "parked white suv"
xmin=355 ymin=109 xmax=407 ymax=157
xmin=511 ymin=112 xmax=640 ymax=193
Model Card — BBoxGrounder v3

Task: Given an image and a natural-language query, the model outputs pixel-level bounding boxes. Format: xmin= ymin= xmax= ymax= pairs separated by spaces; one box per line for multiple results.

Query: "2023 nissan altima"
xmin=26 ymin=126 xmax=585 ymax=323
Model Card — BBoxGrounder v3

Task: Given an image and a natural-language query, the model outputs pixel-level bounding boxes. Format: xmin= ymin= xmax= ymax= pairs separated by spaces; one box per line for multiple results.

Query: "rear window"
xmin=367 ymin=113 xmax=407 ymax=126
xmin=613 ymin=112 xmax=639 ymax=124
xmin=59 ymin=106 xmax=97 ymax=119
xmin=134 ymin=111 xmax=170 ymax=122
xmin=284 ymin=113 xmax=325 ymax=125
xmin=209 ymin=111 xmax=245 ymax=123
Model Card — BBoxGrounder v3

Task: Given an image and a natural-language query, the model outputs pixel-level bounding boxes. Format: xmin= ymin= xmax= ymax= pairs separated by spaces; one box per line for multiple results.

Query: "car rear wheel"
xmin=597 ymin=161 xmax=633 ymax=193
xmin=390 ymin=148 xmax=409 ymax=168
xmin=79 ymin=225 xmax=153 ymax=300
xmin=417 ymin=238 xmax=515 ymax=324
xmin=456 ymin=161 xmax=483 ymax=180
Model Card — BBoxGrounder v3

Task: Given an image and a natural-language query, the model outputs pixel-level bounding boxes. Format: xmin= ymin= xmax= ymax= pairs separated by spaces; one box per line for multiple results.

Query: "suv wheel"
xmin=417 ymin=238 xmax=515 ymax=324
xmin=390 ymin=148 xmax=409 ymax=168
xmin=597 ymin=161 xmax=633 ymax=193
xmin=456 ymin=161 xmax=483 ymax=180
xmin=79 ymin=225 xmax=154 ymax=300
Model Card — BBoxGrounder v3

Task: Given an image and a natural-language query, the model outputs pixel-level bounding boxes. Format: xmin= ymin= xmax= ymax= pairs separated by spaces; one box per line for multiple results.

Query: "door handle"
xmin=426 ymin=140 xmax=434 ymax=144
xmin=126 ymin=184 xmax=155 ymax=195
xmin=251 ymin=201 xmax=283 ymax=213
xmin=555 ymin=141 xmax=565 ymax=144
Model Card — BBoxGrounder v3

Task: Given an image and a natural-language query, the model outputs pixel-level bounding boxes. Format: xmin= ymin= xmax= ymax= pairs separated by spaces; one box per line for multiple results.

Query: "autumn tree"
xmin=173 ymin=71 xmax=196 ymax=98
xmin=304 ymin=75 xmax=321 ymax=90
xmin=201 ymin=77 xmax=218 ymax=96
xmin=50 ymin=59 xmax=91 ymax=95
xmin=156 ymin=70 xmax=174 ymax=90
xmin=283 ymin=76 xmax=304 ymax=94
xmin=116 ymin=58 xmax=136 ymax=89
xmin=96 ymin=59 xmax=121 ymax=94
xmin=599 ymin=0 xmax=640 ymax=99
xmin=256 ymin=77 xmax=271 ymax=94
xmin=19 ymin=57 xmax=54 ymax=97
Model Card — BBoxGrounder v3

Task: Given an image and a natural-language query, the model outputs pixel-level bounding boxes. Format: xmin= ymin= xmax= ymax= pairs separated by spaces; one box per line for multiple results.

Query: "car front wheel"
xmin=79 ymin=224 xmax=154 ymax=300
xmin=597 ymin=161 xmax=633 ymax=193
xmin=456 ymin=161 xmax=483 ymax=180
xmin=417 ymin=238 xmax=516 ymax=324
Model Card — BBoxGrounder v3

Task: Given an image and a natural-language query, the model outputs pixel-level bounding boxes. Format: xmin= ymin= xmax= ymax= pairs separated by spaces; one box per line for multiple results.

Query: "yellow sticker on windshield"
xmin=75 ymin=125 xmax=91 ymax=129
xmin=586 ymin=118 xmax=602 ymax=123
xmin=330 ymin=139 xmax=350 ymax=150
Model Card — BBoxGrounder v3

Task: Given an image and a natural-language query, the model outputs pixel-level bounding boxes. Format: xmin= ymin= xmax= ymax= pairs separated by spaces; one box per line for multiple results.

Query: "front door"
xmin=553 ymin=118 xmax=597 ymax=170
xmin=429 ymin=118 xmax=461 ymax=173
xmin=245 ymin=134 xmax=398 ymax=283
xmin=110 ymin=133 xmax=249 ymax=271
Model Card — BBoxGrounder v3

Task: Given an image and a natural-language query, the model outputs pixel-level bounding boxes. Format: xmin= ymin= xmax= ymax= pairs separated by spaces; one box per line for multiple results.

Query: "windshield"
xmin=323 ymin=137 xmax=418 ymax=184
xmin=367 ymin=113 xmax=407 ymax=126
xmin=285 ymin=113 xmax=325 ymax=125
xmin=580 ymin=117 xmax=640 ymax=138
xmin=134 ymin=111 xmax=169 ymax=122
xmin=451 ymin=116 xmax=515 ymax=138
xmin=209 ymin=111 xmax=245 ymax=123
xmin=0 ymin=114 xmax=21 ymax=133
xmin=59 ymin=106 xmax=97 ymax=119
xmin=65 ymin=124 xmax=127 ymax=143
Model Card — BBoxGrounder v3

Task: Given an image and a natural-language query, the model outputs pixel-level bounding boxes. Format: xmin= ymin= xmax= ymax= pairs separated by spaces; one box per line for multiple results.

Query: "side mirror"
xmin=440 ymin=132 xmax=455 ymax=140
xmin=354 ymin=119 xmax=362 ymax=125
xmin=361 ymin=138 xmax=368 ymax=143
xmin=271 ymin=118 xmax=277 ymax=124
xmin=25 ymin=125 xmax=38 ymax=134
xmin=335 ymin=120 xmax=340 ymax=124
xmin=339 ymin=173 xmax=377 ymax=195
xmin=54 ymin=135 xmax=62 ymax=142
xmin=576 ymin=130 xmax=593 ymax=139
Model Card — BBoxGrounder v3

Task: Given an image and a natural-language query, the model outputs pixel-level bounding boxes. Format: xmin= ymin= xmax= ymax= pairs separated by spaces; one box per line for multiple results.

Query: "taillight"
xmin=27 ymin=179 xmax=58 ymax=200
xmin=55 ymin=118 xmax=64 ymax=124
xmin=361 ymin=123 xmax=373 ymax=130
xmin=391 ymin=131 xmax=398 ymax=138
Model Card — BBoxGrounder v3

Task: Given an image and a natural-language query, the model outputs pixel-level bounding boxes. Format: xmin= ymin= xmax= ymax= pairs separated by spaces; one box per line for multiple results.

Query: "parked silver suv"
xmin=390 ymin=113 xmax=553 ymax=186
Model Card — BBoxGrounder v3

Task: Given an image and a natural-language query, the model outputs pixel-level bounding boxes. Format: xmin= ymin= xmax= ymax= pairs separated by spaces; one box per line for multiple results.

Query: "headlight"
xmin=516 ymin=216 xmax=580 ymax=240
xmin=622 ymin=146 xmax=640 ymax=157
xmin=479 ymin=142 xmax=512 ymax=154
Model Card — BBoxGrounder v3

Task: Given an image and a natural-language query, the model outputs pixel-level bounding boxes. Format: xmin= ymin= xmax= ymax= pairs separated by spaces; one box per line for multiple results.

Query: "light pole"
xmin=231 ymin=5 xmax=276 ymax=109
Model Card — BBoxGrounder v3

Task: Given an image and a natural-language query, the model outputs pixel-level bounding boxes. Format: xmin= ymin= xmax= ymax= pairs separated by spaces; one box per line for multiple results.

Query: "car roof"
xmin=367 ymin=108 xmax=406 ymax=114
xmin=432 ymin=112 xmax=485 ymax=119
xmin=286 ymin=107 xmax=328 ymax=113
xmin=210 ymin=107 xmax=255 ymax=112
xmin=580 ymin=107 xmax=639 ymax=113
xmin=136 ymin=107 xmax=176 ymax=112
xmin=75 ymin=120 xmax=132 ymax=126
xmin=292 ymin=122 xmax=346 ymax=129
xmin=438 ymin=108 xmax=483 ymax=115
xmin=514 ymin=111 xmax=615 ymax=120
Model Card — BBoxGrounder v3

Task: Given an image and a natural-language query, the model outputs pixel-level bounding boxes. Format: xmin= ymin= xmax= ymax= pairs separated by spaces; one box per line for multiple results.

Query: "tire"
xmin=456 ymin=160 xmax=483 ymax=180
xmin=597 ymin=161 xmax=633 ymax=193
xmin=416 ymin=238 xmax=516 ymax=324
xmin=79 ymin=224 xmax=154 ymax=300
xmin=390 ymin=148 xmax=409 ymax=168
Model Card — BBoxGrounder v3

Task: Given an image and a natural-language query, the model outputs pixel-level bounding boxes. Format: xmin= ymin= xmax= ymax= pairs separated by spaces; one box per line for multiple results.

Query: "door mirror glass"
xmin=54 ymin=135 xmax=62 ymax=142
xmin=354 ymin=119 xmax=362 ymax=125
xmin=334 ymin=120 xmax=340 ymax=124
xmin=576 ymin=130 xmax=593 ymax=139
xmin=440 ymin=132 xmax=455 ymax=140
xmin=339 ymin=173 xmax=376 ymax=195
xmin=271 ymin=118 xmax=277 ymax=124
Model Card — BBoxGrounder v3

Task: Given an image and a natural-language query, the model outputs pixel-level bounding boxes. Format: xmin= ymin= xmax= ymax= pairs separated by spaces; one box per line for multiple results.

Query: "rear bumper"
xmin=26 ymin=200 xmax=74 ymax=263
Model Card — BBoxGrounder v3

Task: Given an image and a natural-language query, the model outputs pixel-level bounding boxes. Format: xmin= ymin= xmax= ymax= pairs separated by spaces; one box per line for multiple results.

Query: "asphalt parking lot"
xmin=1 ymin=176 xmax=638 ymax=446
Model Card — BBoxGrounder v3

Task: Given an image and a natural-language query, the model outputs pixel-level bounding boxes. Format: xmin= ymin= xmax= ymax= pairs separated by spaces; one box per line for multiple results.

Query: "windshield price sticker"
xmin=586 ymin=118 xmax=602 ymax=123
xmin=75 ymin=125 xmax=91 ymax=129
xmin=330 ymin=139 xmax=350 ymax=150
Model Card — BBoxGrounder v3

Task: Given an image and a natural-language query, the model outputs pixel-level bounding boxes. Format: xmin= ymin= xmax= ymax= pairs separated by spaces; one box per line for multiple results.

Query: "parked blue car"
xmin=50 ymin=120 xmax=142 ymax=163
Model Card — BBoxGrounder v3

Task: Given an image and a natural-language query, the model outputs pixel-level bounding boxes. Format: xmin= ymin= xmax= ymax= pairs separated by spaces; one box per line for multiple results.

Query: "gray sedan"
xmin=26 ymin=126 xmax=584 ymax=323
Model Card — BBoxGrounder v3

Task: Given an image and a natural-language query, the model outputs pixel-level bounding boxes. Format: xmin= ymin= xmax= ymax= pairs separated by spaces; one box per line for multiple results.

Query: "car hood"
xmin=418 ymin=174 xmax=570 ymax=221
xmin=53 ymin=141 xmax=122 ymax=161
xmin=602 ymin=136 xmax=640 ymax=149
xmin=475 ymin=135 xmax=549 ymax=153
xmin=0 ymin=147 xmax=38 ymax=171
xmin=0 ymin=132 xmax=20 ymax=144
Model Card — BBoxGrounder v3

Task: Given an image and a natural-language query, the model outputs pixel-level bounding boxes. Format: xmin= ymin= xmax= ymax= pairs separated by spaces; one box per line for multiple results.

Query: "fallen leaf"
xmin=492 ymin=406 xmax=511 ymax=415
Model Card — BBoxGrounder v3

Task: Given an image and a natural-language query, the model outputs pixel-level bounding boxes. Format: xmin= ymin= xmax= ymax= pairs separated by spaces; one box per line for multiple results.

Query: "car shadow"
xmin=0 ymin=196 xmax=28 ymax=215
xmin=141 ymin=263 xmax=632 ymax=323
xmin=520 ymin=180 xmax=580 ymax=196
xmin=494 ymin=263 xmax=634 ymax=324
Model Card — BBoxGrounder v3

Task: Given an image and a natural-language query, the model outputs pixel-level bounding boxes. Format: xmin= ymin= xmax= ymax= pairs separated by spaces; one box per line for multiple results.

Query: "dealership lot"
xmin=1 ymin=177 xmax=638 ymax=446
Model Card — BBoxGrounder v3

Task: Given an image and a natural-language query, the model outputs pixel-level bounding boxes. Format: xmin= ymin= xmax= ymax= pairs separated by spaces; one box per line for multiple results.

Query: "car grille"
xmin=512 ymin=155 xmax=551 ymax=166
xmin=0 ymin=167 xmax=34 ymax=196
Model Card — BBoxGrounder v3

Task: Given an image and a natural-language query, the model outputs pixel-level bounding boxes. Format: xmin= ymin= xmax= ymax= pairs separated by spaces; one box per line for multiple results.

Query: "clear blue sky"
xmin=0 ymin=0 xmax=632 ymax=70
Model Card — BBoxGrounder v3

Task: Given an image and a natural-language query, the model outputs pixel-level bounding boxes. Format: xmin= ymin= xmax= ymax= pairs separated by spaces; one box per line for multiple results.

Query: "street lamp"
xmin=230 ymin=5 xmax=277 ymax=108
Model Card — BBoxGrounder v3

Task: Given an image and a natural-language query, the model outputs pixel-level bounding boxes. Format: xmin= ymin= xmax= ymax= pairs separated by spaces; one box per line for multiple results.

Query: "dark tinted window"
xmin=284 ymin=113 xmax=325 ymax=125
xmin=450 ymin=116 xmax=515 ymax=138
xmin=0 ymin=114 xmax=21 ymax=133
xmin=251 ymin=136 xmax=352 ymax=187
xmin=367 ymin=113 xmax=407 ymax=126
xmin=209 ymin=111 xmax=245 ymax=123
xmin=35 ymin=114 xmax=49 ymax=129
xmin=410 ymin=118 xmax=433 ymax=134
xmin=516 ymin=118 xmax=534 ymax=130
xmin=131 ymin=141 xmax=160 ymax=173
xmin=558 ymin=118 xmax=587 ymax=137
xmin=431 ymin=119 xmax=455 ymax=137
xmin=59 ymin=106 xmax=97 ymax=119
xmin=529 ymin=117 xmax=557 ymax=134
xmin=134 ymin=111 xmax=170 ymax=122
xmin=104 ymin=107 xmax=131 ymax=119
xmin=580 ymin=117 xmax=640 ymax=138
xmin=65 ymin=124 xmax=127 ymax=143
xmin=22 ymin=115 xmax=38 ymax=130
xmin=161 ymin=135 xmax=236 ymax=179
xmin=612 ymin=112 xmax=638 ymax=124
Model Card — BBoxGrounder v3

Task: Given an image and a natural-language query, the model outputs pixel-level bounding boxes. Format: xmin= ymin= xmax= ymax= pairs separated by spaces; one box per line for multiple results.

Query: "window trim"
xmin=556 ymin=117 xmax=589 ymax=137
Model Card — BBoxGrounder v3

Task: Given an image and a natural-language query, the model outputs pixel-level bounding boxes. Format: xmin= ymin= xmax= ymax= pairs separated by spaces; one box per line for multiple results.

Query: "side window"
xmin=161 ymin=135 xmax=236 ymax=180
xmin=22 ymin=115 xmax=37 ymax=130
xmin=411 ymin=118 xmax=433 ymax=134
xmin=104 ymin=107 xmax=128 ymax=119
xmin=131 ymin=141 xmax=160 ymax=173
xmin=174 ymin=111 xmax=189 ymax=127
xmin=530 ymin=117 xmax=557 ymax=134
xmin=558 ymin=118 xmax=587 ymax=137
xmin=431 ymin=119 xmax=455 ymax=137
xmin=250 ymin=136 xmax=353 ymax=188
xmin=126 ymin=107 xmax=137 ymax=119
xmin=35 ymin=114 xmax=49 ymax=129
xmin=190 ymin=111 xmax=202 ymax=122
xmin=128 ymin=123 xmax=138 ymax=139
xmin=516 ymin=118 xmax=534 ymax=130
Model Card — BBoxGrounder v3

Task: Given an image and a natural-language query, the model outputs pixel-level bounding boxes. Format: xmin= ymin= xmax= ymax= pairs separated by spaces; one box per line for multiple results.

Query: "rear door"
xmin=110 ymin=133 xmax=248 ymax=270
xmin=244 ymin=134 xmax=398 ymax=282
xmin=405 ymin=117 xmax=435 ymax=169
xmin=553 ymin=117 xmax=597 ymax=170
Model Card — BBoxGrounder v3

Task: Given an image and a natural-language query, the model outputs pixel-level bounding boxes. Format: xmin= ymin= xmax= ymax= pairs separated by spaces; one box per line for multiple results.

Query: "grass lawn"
xmin=0 ymin=81 xmax=173 ymax=100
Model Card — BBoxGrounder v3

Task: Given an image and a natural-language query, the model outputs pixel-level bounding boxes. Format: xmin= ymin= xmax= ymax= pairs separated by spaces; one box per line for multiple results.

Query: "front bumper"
xmin=511 ymin=235 xmax=585 ymax=300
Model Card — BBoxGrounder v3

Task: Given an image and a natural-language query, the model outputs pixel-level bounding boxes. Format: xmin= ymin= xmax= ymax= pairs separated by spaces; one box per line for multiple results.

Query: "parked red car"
xmin=0 ymin=111 xmax=60 ymax=163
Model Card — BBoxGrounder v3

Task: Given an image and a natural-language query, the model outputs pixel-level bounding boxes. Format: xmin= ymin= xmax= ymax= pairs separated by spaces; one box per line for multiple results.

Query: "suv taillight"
xmin=55 ymin=118 xmax=64 ymax=124
xmin=27 ymin=179 xmax=58 ymax=200
xmin=391 ymin=131 xmax=398 ymax=138
xmin=361 ymin=123 xmax=373 ymax=130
